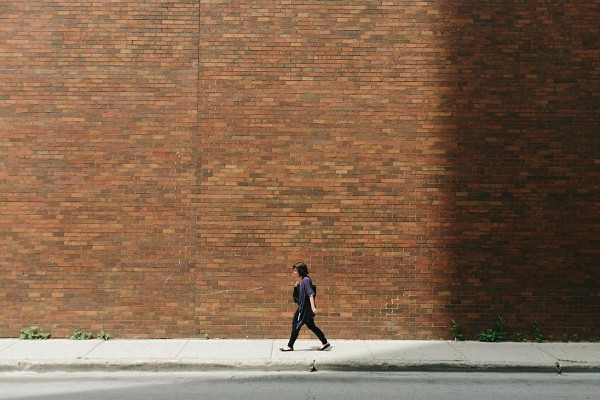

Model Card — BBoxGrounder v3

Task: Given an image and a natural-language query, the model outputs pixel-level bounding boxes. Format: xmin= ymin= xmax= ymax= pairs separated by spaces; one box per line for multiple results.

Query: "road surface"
xmin=1 ymin=370 xmax=598 ymax=400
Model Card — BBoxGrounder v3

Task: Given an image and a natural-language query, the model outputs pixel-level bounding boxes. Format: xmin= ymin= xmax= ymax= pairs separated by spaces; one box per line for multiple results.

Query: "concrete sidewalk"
xmin=0 ymin=339 xmax=599 ymax=373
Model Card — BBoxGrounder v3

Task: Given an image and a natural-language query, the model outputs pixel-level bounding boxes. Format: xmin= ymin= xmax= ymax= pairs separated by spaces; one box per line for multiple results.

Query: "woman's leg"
xmin=286 ymin=309 xmax=302 ymax=349
xmin=305 ymin=317 xmax=327 ymax=345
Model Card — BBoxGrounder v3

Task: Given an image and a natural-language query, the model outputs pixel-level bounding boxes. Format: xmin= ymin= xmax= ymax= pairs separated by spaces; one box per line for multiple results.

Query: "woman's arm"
xmin=309 ymin=294 xmax=317 ymax=315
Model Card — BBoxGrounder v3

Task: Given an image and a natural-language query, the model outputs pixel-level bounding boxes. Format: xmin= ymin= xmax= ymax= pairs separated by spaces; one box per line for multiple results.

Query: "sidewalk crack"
xmin=531 ymin=344 xmax=559 ymax=362
xmin=0 ymin=340 xmax=19 ymax=353
xmin=446 ymin=340 xmax=468 ymax=360
xmin=364 ymin=341 xmax=377 ymax=360
xmin=269 ymin=339 xmax=275 ymax=359
xmin=81 ymin=340 xmax=106 ymax=358
xmin=175 ymin=340 xmax=191 ymax=359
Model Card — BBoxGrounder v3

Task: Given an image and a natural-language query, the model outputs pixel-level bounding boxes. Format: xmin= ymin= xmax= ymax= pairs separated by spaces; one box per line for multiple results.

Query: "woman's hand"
xmin=294 ymin=281 xmax=301 ymax=287
xmin=312 ymin=306 xmax=318 ymax=315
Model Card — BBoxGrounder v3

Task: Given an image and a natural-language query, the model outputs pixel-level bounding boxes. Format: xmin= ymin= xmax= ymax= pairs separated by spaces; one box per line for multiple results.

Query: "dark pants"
xmin=287 ymin=309 xmax=327 ymax=349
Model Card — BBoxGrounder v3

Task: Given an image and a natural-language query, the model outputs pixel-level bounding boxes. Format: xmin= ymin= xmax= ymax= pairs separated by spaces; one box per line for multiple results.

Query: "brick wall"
xmin=1 ymin=1 xmax=598 ymax=340
xmin=0 ymin=1 xmax=199 ymax=338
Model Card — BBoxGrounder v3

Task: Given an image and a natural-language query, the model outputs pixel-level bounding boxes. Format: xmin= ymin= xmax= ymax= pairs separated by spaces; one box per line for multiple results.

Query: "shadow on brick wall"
xmin=442 ymin=2 xmax=600 ymax=338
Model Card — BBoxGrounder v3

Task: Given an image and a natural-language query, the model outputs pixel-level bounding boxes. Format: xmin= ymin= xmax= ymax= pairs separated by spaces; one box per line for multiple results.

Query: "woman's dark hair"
xmin=293 ymin=262 xmax=309 ymax=277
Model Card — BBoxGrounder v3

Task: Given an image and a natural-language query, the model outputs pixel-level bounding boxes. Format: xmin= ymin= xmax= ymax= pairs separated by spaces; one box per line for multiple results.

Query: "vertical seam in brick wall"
xmin=194 ymin=0 xmax=202 ymax=337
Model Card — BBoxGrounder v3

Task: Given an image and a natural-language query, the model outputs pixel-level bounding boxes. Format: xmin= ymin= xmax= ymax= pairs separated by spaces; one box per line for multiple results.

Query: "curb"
xmin=2 ymin=360 xmax=599 ymax=374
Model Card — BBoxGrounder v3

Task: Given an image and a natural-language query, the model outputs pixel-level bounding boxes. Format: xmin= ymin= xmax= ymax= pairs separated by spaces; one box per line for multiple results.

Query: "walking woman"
xmin=280 ymin=262 xmax=330 ymax=352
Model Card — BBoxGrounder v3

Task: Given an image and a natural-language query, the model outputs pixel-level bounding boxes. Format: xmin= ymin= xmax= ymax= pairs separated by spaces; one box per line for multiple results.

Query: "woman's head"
xmin=293 ymin=262 xmax=309 ymax=277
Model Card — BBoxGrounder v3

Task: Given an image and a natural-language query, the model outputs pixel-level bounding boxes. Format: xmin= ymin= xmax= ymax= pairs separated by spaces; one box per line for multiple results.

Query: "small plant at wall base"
xmin=512 ymin=332 xmax=524 ymax=342
xmin=571 ymin=333 xmax=580 ymax=343
xmin=69 ymin=330 xmax=93 ymax=340
xmin=450 ymin=319 xmax=464 ymax=341
xmin=532 ymin=321 xmax=543 ymax=343
xmin=478 ymin=315 xmax=507 ymax=342
xmin=20 ymin=326 xmax=50 ymax=340
xmin=97 ymin=331 xmax=111 ymax=341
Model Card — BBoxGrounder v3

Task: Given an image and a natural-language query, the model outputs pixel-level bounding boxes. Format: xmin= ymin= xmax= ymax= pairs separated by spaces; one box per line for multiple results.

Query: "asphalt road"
xmin=1 ymin=371 xmax=599 ymax=400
